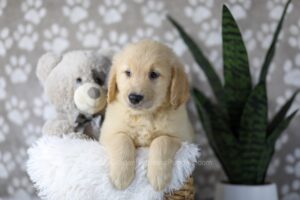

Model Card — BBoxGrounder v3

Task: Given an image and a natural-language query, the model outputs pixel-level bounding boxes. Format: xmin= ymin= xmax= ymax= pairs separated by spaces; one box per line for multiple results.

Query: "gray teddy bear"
xmin=36 ymin=50 xmax=112 ymax=139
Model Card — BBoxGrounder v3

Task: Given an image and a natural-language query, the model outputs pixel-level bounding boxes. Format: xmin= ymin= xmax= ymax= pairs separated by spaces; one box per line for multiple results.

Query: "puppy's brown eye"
xmin=76 ymin=78 xmax=82 ymax=84
xmin=125 ymin=70 xmax=131 ymax=77
xmin=149 ymin=71 xmax=160 ymax=80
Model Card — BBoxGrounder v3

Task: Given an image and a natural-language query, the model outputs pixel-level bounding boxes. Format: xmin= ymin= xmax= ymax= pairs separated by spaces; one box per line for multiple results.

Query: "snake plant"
xmin=168 ymin=0 xmax=299 ymax=185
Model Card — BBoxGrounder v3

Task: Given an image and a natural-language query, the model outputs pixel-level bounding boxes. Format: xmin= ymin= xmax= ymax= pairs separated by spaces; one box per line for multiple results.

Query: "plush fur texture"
xmin=36 ymin=50 xmax=112 ymax=138
xmin=26 ymin=136 xmax=200 ymax=200
xmin=100 ymin=40 xmax=195 ymax=190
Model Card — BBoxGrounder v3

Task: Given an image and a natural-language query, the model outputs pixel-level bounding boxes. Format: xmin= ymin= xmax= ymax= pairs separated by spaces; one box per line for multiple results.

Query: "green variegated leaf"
xmin=267 ymin=90 xmax=299 ymax=136
xmin=239 ymin=82 xmax=268 ymax=142
xmin=193 ymin=89 xmax=242 ymax=182
xmin=222 ymin=5 xmax=252 ymax=135
xmin=238 ymin=82 xmax=268 ymax=184
xmin=257 ymin=111 xmax=298 ymax=184
xmin=256 ymin=146 xmax=274 ymax=184
xmin=193 ymin=89 xmax=230 ymax=137
xmin=268 ymin=110 xmax=298 ymax=145
xmin=192 ymin=90 xmax=230 ymax=176
xmin=261 ymin=110 xmax=298 ymax=182
xmin=258 ymin=0 xmax=291 ymax=83
xmin=168 ymin=16 xmax=226 ymax=110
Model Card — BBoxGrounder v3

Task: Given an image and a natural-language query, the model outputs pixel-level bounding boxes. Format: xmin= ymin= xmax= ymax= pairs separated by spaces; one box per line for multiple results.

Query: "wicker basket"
xmin=164 ymin=177 xmax=195 ymax=200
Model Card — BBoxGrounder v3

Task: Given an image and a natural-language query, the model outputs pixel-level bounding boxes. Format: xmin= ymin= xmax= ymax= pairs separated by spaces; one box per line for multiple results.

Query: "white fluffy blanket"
xmin=27 ymin=136 xmax=200 ymax=200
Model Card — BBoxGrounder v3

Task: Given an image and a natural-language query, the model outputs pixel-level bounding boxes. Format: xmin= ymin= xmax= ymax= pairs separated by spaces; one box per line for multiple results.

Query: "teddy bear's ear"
xmin=96 ymin=48 xmax=114 ymax=74
xmin=97 ymin=48 xmax=114 ymax=60
xmin=36 ymin=52 xmax=62 ymax=84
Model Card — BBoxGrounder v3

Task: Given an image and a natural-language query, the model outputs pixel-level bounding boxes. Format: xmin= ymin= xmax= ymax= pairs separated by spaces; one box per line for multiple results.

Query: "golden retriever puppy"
xmin=100 ymin=40 xmax=194 ymax=191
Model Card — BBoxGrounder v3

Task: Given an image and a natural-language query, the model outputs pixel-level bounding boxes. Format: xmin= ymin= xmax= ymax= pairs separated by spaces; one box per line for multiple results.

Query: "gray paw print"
xmin=198 ymin=19 xmax=221 ymax=47
xmin=62 ymin=0 xmax=90 ymax=24
xmin=0 ymin=76 xmax=6 ymax=100
xmin=256 ymin=22 xmax=279 ymax=49
xmin=288 ymin=19 xmax=300 ymax=50
xmin=285 ymin=148 xmax=300 ymax=178
xmin=5 ymin=96 xmax=30 ymax=126
xmin=101 ymin=30 xmax=128 ymax=51
xmin=98 ymin=0 xmax=127 ymax=24
xmin=164 ymin=30 xmax=186 ymax=56
xmin=142 ymin=0 xmax=165 ymax=28
xmin=227 ymin=0 xmax=252 ymax=20
xmin=15 ymin=147 xmax=29 ymax=172
xmin=131 ymin=27 xmax=159 ymax=42
xmin=283 ymin=54 xmax=300 ymax=87
xmin=0 ymin=116 xmax=9 ymax=143
xmin=13 ymin=24 xmax=38 ymax=51
xmin=0 ymin=151 xmax=15 ymax=179
xmin=23 ymin=123 xmax=42 ymax=146
xmin=184 ymin=0 xmax=213 ymax=23
xmin=43 ymin=24 xmax=69 ymax=54
xmin=5 ymin=55 xmax=32 ymax=84
xmin=266 ymin=0 xmax=293 ymax=20
xmin=77 ymin=21 xmax=102 ymax=48
xmin=21 ymin=0 xmax=46 ymax=24
xmin=208 ymin=49 xmax=222 ymax=70
xmin=243 ymin=29 xmax=257 ymax=52
xmin=7 ymin=176 xmax=34 ymax=195
xmin=0 ymin=27 xmax=13 ymax=57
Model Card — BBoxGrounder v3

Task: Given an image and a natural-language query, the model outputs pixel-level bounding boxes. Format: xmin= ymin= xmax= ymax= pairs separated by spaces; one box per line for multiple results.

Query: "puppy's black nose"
xmin=88 ymin=87 xmax=100 ymax=99
xmin=128 ymin=93 xmax=144 ymax=105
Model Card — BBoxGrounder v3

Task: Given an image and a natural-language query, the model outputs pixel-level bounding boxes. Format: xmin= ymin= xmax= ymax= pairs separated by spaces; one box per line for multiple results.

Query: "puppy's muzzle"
xmin=128 ymin=93 xmax=144 ymax=105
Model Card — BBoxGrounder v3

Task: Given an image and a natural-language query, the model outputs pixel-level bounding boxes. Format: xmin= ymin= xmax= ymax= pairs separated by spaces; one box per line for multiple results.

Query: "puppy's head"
xmin=107 ymin=40 xmax=189 ymax=112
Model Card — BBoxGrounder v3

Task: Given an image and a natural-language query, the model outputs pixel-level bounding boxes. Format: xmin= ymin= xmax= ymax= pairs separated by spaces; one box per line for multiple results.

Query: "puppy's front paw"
xmin=110 ymin=161 xmax=135 ymax=190
xmin=147 ymin=161 xmax=172 ymax=191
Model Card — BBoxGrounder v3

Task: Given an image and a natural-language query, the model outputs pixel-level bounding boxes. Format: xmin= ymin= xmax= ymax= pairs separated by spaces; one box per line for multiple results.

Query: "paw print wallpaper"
xmin=0 ymin=0 xmax=299 ymax=200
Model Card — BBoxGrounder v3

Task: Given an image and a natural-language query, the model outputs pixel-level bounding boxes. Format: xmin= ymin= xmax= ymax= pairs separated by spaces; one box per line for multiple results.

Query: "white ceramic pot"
xmin=215 ymin=182 xmax=278 ymax=200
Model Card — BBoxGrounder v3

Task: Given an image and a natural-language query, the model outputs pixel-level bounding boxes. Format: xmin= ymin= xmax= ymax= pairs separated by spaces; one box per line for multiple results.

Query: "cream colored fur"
xmin=100 ymin=40 xmax=194 ymax=191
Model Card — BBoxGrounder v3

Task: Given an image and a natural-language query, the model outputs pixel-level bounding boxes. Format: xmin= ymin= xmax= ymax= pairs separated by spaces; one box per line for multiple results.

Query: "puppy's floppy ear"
xmin=107 ymin=66 xmax=117 ymax=103
xmin=169 ymin=63 xmax=189 ymax=109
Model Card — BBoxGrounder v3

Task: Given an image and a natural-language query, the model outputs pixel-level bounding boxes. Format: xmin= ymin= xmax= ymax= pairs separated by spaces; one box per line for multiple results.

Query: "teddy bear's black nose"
xmin=88 ymin=87 xmax=100 ymax=99
xmin=128 ymin=93 xmax=144 ymax=105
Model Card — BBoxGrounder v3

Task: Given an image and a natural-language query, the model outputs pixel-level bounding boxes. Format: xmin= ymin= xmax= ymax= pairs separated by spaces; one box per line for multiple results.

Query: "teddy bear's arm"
xmin=42 ymin=119 xmax=74 ymax=136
